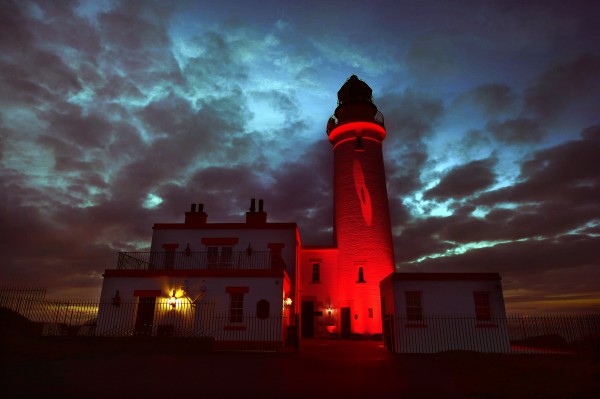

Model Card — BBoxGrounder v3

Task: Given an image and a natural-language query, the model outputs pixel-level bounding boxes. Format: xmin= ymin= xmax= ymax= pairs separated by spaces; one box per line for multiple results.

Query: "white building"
xmin=380 ymin=273 xmax=511 ymax=353
xmin=97 ymin=200 xmax=298 ymax=350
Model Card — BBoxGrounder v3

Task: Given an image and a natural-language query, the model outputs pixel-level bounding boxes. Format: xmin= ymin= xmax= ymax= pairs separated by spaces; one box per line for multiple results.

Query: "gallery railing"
xmin=116 ymin=251 xmax=281 ymax=271
xmin=326 ymin=110 xmax=385 ymax=134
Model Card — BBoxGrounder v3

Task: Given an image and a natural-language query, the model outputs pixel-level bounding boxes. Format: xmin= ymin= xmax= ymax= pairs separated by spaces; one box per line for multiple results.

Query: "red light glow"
xmin=328 ymin=121 xmax=386 ymax=144
xmin=353 ymin=159 xmax=372 ymax=226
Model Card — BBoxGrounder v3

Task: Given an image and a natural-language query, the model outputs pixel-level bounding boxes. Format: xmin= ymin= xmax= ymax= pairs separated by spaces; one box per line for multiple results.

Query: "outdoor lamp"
xmin=327 ymin=306 xmax=332 ymax=316
xmin=284 ymin=297 xmax=293 ymax=308
xmin=168 ymin=290 xmax=177 ymax=309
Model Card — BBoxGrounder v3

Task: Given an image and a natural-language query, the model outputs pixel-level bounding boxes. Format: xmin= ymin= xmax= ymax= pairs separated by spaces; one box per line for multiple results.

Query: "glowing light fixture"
xmin=327 ymin=306 xmax=333 ymax=316
xmin=284 ymin=297 xmax=293 ymax=308
xmin=168 ymin=290 xmax=177 ymax=309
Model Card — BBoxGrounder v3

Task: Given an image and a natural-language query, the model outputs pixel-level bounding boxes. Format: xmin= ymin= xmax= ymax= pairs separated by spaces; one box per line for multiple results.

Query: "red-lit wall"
xmin=330 ymin=121 xmax=395 ymax=335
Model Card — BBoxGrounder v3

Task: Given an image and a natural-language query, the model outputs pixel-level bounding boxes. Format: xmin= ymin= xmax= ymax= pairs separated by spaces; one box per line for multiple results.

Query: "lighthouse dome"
xmin=337 ymin=75 xmax=373 ymax=105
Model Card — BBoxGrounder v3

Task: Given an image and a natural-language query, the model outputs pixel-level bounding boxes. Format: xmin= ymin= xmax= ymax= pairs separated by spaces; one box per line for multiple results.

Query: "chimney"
xmin=246 ymin=198 xmax=267 ymax=225
xmin=185 ymin=203 xmax=208 ymax=225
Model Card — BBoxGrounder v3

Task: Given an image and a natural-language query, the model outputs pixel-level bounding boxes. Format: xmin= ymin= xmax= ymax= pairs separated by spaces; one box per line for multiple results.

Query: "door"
xmin=301 ymin=301 xmax=315 ymax=338
xmin=134 ymin=297 xmax=156 ymax=336
xmin=340 ymin=307 xmax=351 ymax=339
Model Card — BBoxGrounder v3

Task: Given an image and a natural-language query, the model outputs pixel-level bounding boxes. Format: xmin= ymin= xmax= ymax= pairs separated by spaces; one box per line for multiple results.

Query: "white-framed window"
xmin=229 ymin=293 xmax=244 ymax=323
xmin=473 ymin=291 xmax=492 ymax=321
xmin=207 ymin=246 xmax=233 ymax=268
xmin=405 ymin=291 xmax=423 ymax=321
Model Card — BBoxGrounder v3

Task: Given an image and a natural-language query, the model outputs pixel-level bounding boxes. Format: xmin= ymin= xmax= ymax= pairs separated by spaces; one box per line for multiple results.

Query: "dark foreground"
xmin=1 ymin=333 xmax=599 ymax=399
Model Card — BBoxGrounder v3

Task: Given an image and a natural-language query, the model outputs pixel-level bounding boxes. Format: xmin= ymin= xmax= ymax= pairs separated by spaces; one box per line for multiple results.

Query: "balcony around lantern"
xmin=326 ymin=108 xmax=385 ymax=135
xmin=116 ymin=251 xmax=284 ymax=271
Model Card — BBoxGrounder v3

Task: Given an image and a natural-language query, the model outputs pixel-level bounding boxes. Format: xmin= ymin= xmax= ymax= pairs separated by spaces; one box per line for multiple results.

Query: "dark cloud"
xmin=486 ymin=118 xmax=546 ymax=144
xmin=424 ymin=158 xmax=497 ymax=199
xmin=477 ymin=128 xmax=600 ymax=205
xmin=525 ymin=53 xmax=600 ymax=119
xmin=452 ymin=84 xmax=517 ymax=117
xmin=378 ymin=89 xmax=444 ymax=149
xmin=386 ymin=151 xmax=428 ymax=196
xmin=405 ymin=33 xmax=457 ymax=82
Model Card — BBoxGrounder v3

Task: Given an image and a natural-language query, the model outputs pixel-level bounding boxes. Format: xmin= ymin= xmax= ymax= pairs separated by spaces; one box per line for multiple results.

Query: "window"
xmin=207 ymin=246 xmax=219 ymax=266
xmin=161 ymin=244 xmax=179 ymax=269
xmin=405 ymin=291 xmax=423 ymax=321
xmin=225 ymin=287 xmax=248 ymax=326
xmin=207 ymin=246 xmax=233 ymax=268
xmin=357 ymin=266 xmax=366 ymax=283
xmin=311 ymin=263 xmax=320 ymax=282
xmin=220 ymin=246 xmax=232 ymax=267
xmin=164 ymin=250 xmax=175 ymax=269
xmin=368 ymin=308 xmax=373 ymax=318
xmin=229 ymin=293 xmax=244 ymax=323
xmin=473 ymin=291 xmax=492 ymax=321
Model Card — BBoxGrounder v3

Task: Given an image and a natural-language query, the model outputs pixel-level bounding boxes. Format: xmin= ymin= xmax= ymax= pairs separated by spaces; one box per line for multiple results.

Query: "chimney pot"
xmin=259 ymin=199 xmax=264 ymax=212
xmin=190 ymin=203 xmax=197 ymax=213
xmin=198 ymin=203 xmax=204 ymax=212
xmin=250 ymin=198 xmax=256 ymax=212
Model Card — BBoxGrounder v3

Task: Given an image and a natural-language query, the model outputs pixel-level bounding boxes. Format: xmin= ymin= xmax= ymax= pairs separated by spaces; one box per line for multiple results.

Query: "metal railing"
xmin=0 ymin=286 xmax=46 ymax=319
xmin=383 ymin=314 xmax=600 ymax=355
xmin=116 ymin=251 xmax=280 ymax=271
xmin=0 ymin=298 xmax=298 ymax=352
xmin=326 ymin=110 xmax=385 ymax=134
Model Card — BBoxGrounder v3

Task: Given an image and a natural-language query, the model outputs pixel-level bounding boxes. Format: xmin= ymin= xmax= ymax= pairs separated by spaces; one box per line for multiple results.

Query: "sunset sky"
xmin=1 ymin=0 xmax=599 ymax=313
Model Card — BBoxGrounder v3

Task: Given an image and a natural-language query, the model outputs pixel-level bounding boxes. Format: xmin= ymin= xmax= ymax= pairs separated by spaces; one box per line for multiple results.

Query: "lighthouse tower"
xmin=327 ymin=75 xmax=395 ymax=336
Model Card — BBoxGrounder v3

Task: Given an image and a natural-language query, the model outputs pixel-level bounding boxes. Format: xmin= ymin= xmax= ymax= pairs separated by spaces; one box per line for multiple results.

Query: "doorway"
xmin=340 ymin=307 xmax=351 ymax=339
xmin=134 ymin=297 xmax=156 ymax=336
xmin=301 ymin=301 xmax=315 ymax=338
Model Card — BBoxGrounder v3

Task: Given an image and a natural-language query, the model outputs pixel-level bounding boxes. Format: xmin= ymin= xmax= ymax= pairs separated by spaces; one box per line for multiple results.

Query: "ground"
xmin=1 ymin=331 xmax=599 ymax=399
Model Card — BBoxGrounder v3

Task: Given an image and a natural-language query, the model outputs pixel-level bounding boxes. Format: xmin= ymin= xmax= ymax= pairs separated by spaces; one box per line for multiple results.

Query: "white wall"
xmin=383 ymin=275 xmax=511 ymax=353
xmin=97 ymin=275 xmax=288 ymax=342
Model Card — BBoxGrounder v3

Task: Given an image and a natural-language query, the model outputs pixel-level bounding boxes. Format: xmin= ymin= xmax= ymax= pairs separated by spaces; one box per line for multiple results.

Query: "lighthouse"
xmin=327 ymin=75 xmax=395 ymax=336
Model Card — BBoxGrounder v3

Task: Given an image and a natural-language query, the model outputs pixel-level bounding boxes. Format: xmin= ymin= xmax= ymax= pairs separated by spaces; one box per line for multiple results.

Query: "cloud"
xmin=451 ymin=84 xmax=517 ymax=118
xmin=525 ymin=54 xmax=600 ymax=120
xmin=424 ymin=158 xmax=497 ymax=199
xmin=405 ymin=33 xmax=457 ymax=82
xmin=477 ymin=127 xmax=600 ymax=206
xmin=378 ymin=89 xmax=444 ymax=149
xmin=486 ymin=118 xmax=546 ymax=144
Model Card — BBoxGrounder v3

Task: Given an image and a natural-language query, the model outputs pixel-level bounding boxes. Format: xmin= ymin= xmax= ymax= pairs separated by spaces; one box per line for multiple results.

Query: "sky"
xmin=1 ymin=0 xmax=599 ymax=313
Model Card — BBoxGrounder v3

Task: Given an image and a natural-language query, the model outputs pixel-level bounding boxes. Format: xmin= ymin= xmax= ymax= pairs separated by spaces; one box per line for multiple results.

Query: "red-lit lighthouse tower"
xmin=327 ymin=75 xmax=395 ymax=336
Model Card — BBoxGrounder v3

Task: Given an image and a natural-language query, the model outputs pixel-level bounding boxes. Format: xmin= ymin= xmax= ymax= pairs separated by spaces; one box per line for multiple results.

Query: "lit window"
xmin=357 ymin=266 xmax=366 ymax=283
xmin=405 ymin=291 xmax=422 ymax=321
xmin=312 ymin=263 xmax=320 ymax=282
xmin=229 ymin=293 xmax=244 ymax=323
xmin=473 ymin=291 xmax=492 ymax=321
